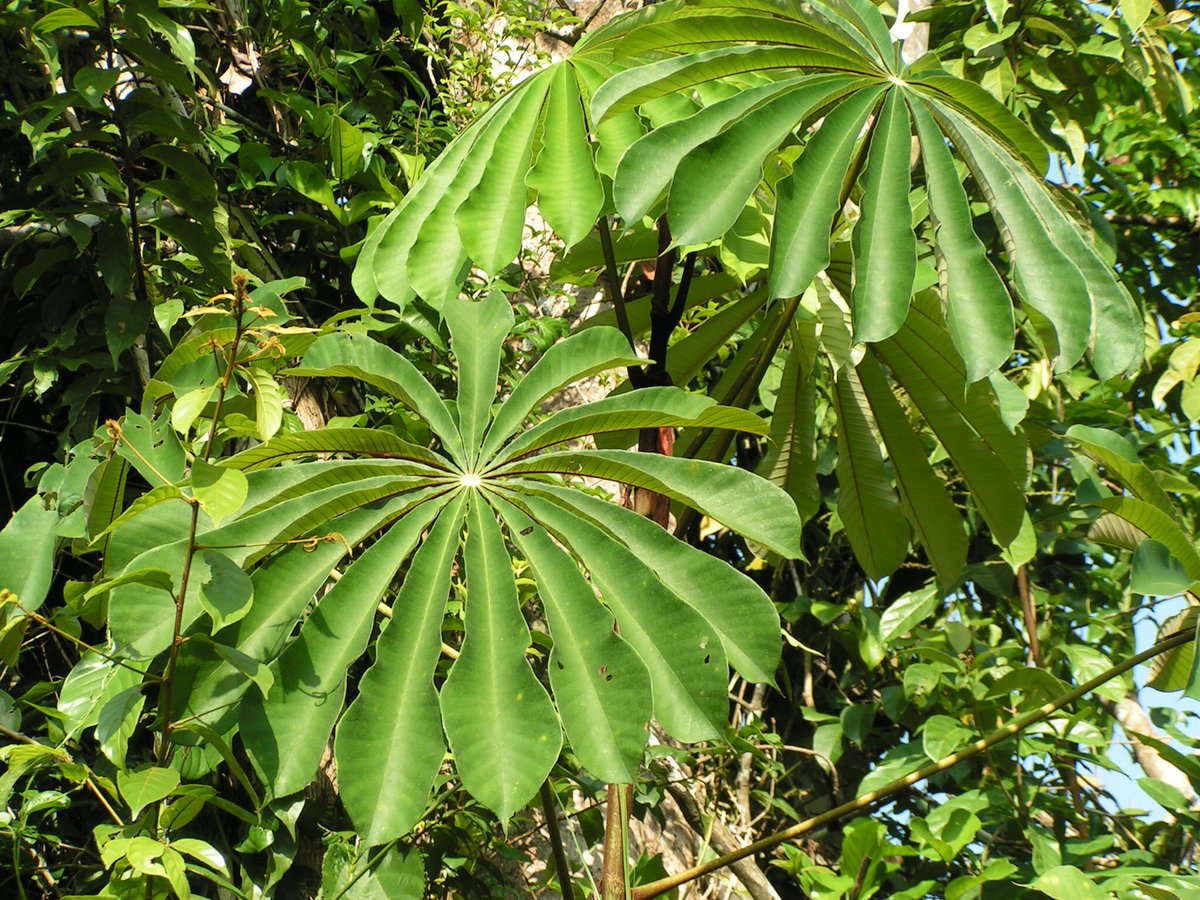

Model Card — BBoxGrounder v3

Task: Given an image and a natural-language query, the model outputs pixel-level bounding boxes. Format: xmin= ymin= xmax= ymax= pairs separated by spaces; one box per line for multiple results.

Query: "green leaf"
xmin=336 ymin=494 xmax=468 ymax=845
xmin=228 ymin=427 xmax=448 ymax=473
xmin=909 ymin=72 xmax=1049 ymax=175
xmin=1148 ymin=609 xmax=1200 ymax=692
xmin=199 ymin=551 xmax=255 ymax=631
xmin=668 ymin=76 xmax=866 ymax=247
xmin=85 ymin=456 xmax=130 ymax=548
xmin=354 ymin=99 xmax=505 ymax=306
xmin=1138 ymin=776 xmax=1191 ymax=812
xmin=171 ymin=385 xmax=217 ymax=435
xmin=614 ymin=77 xmax=801 ymax=225
xmin=525 ymin=65 xmax=604 ymax=246
xmin=498 ymin=499 xmax=651 ymax=784
xmin=443 ymin=292 xmax=514 ymax=467
xmin=117 ymin=410 xmax=187 ymax=488
xmin=242 ymin=494 xmax=445 ymax=798
xmin=83 ymin=567 xmax=175 ymax=602
xmin=857 ymin=354 xmax=967 ymax=586
xmin=592 ymin=45 xmax=872 ymax=123
xmin=118 ymin=766 xmax=180 ymax=819
xmin=832 ymin=366 xmax=910 ymax=579
xmin=879 ymin=587 xmax=939 ymax=644
xmin=852 ymin=89 xmax=916 ymax=343
xmin=175 ymin=721 xmax=261 ymax=809
xmin=58 ymin=649 xmax=143 ymax=740
xmin=498 ymin=449 xmax=802 ymax=558
xmin=608 ymin=11 xmax=870 ymax=63
xmin=203 ymin=638 xmax=275 ymax=698
xmin=1027 ymin=866 xmax=1106 ymax=900
xmin=0 ymin=494 xmax=59 ymax=611
xmin=191 ymin=460 xmax=249 ymax=526
xmin=513 ymin=490 xmax=727 ymax=741
xmin=1123 ymin=0 xmax=1152 ymax=33
xmin=910 ymin=101 xmax=1013 ymax=381
xmin=34 ymin=8 xmax=100 ymax=32
xmin=517 ymin=482 xmax=781 ymax=685
xmin=934 ymin=103 xmax=1140 ymax=378
xmin=141 ymin=145 xmax=217 ymax=203
xmin=288 ymin=333 xmax=467 ymax=467
xmin=243 ymin=366 xmax=284 ymax=441
xmin=96 ymin=686 xmax=145 ymax=769
xmin=455 ymin=76 xmax=549 ymax=274
xmin=355 ymin=847 xmax=425 ymax=899
xmin=480 ymin=327 xmax=643 ymax=461
xmin=758 ymin=342 xmax=820 ymax=522
xmin=439 ymin=500 xmax=561 ymax=821
xmin=328 ymin=115 xmax=366 ymax=180
xmin=1132 ymin=540 xmax=1199 ymax=597
xmin=496 ymin=387 xmax=766 ymax=466
xmin=287 ymin=160 xmax=343 ymax=219
xmin=1093 ymin=497 xmax=1200 ymax=581
xmin=410 ymin=74 xmax=551 ymax=302
xmin=770 ymin=87 xmax=885 ymax=300
xmin=875 ymin=309 xmax=1026 ymax=546
xmin=922 ymin=715 xmax=973 ymax=761
xmin=1067 ymin=425 xmax=1178 ymax=518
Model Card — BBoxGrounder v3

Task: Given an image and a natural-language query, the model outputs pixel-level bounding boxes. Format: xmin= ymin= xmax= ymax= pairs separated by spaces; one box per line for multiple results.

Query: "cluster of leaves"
xmin=3 ymin=0 xmax=1200 ymax=898
xmin=0 ymin=0 xmax=444 ymax=505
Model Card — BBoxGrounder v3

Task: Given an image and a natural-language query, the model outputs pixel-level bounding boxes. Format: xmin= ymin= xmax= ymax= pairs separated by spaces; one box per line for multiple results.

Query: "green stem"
xmin=596 ymin=216 xmax=644 ymax=386
xmin=154 ymin=281 xmax=247 ymax=769
xmin=541 ymin=780 xmax=575 ymax=900
xmin=631 ymin=627 xmax=1196 ymax=899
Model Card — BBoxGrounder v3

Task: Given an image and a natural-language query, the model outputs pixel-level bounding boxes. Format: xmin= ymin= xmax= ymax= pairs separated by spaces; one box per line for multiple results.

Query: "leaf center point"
xmin=460 ymin=472 xmax=483 ymax=488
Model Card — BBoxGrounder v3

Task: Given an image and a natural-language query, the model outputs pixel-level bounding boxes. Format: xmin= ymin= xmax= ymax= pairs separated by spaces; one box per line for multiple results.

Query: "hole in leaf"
xmin=556 ymin=661 xmax=565 ymax=670
xmin=703 ymin=654 xmax=711 ymax=665
xmin=598 ymin=665 xmax=612 ymax=682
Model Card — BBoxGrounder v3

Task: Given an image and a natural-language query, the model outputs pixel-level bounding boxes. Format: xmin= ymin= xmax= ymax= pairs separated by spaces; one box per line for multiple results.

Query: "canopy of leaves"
xmin=2 ymin=1 xmax=1200 ymax=899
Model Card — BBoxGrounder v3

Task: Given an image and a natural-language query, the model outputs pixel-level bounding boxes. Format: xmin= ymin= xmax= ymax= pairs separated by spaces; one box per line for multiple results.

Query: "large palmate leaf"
xmin=350 ymin=0 xmax=677 ymax=308
xmin=343 ymin=0 xmax=1133 ymax=591
xmin=595 ymin=0 xmax=1139 ymax=380
xmin=103 ymin=295 xmax=800 ymax=846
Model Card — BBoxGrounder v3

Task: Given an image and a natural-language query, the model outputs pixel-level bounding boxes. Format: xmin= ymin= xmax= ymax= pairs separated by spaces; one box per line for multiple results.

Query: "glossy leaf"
xmin=498 ymin=499 xmax=652 ymax=784
xmin=519 ymin=482 xmax=781 ymax=684
xmin=910 ymin=101 xmax=1013 ymax=381
xmin=440 ymin=500 xmax=561 ymax=820
xmin=287 ymin=332 xmax=467 ymax=467
xmin=455 ymin=76 xmax=550 ymax=275
xmin=770 ymin=87 xmax=884 ymax=300
xmin=241 ymin=494 xmax=446 ymax=798
xmin=526 ymin=64 xmax=605 ymax=246
xmin=443 ymin=292 xmax=514 ymax=466
xmin=851 ymin=89 xmax=916 ymax=344
xmin=668 ymin=75 xmax=866 ymax=247
xmin=832 ymin=364 xmax=910 ymax=579
xmin=480 ymin=326 xmax=644 ymax=461
xmin=336 ymin=494 xmax=469 ymax=845
xmin=498 ymin=448 xmax=802 ymax=557
xmin=513 ymin=490 xmax=727 ymax=741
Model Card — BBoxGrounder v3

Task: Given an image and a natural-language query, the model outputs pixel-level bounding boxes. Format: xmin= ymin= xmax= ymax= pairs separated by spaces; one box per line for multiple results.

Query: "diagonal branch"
xmin=631 ymin=627 xmax=1197 ymax=899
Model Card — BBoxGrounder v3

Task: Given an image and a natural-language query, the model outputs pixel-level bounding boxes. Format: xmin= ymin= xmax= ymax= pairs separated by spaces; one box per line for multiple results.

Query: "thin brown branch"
xmin=631 ymin=628 xmax=1197 ymax=899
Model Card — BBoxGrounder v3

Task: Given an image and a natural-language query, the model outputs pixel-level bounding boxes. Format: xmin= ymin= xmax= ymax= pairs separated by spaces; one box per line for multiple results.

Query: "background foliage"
xmin=2 ymin=0 xmax=1200 ymax=898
